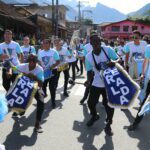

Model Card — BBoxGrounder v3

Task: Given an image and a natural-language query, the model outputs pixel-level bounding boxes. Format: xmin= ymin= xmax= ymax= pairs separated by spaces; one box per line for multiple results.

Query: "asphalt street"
xmin=0 ymin=70 xmax=150 ymax=150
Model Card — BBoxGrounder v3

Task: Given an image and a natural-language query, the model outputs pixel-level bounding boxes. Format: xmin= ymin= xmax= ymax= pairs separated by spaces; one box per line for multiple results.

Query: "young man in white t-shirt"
xmin=128 ymin=44 xmax=150 ymax=131
xmin=38 ymin=39 xmax=60 ymax=108
xmin=14 ymin=54 xmax=44 ymax=133
xmin=54 ymin=38 xmax=71 ymax=97
xmin=0 ymin=30 xmax=23 ymax=92
xmin=67 ymin=43 xmax=77 ymax=83
xmin=85 ymin=36 xmax=118 ymax=136
xmin=21 ymin=36 xmax=36 ymax=62
xmin=124 ymin=30 xmax=147 ymax=78
xmin=80 ymin=35 xmax=94 ymax=104
xmin=117 ymin=40 xmax=126 ymax=67
xmin=75 ymin=39 xmax=84 ymax=75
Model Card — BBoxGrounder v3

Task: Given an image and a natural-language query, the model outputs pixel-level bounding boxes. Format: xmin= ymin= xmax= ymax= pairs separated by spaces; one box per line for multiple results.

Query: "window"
xmin=101 ymin=27 xmax=105 ymax=32
xmin=111 ymin=26 xmax=120 ymax=32
xmin=141 ymin=26 xmax=144 ymax=30
xmin=132 ymin=26 xmax=138 ymax=31
xmin=123 ymin=26 xmax=129 ymax=32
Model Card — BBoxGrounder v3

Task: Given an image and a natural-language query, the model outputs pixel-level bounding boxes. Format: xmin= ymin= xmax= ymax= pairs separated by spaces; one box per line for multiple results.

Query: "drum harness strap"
xmin=92 ymin=47 xmax=111 ymax=72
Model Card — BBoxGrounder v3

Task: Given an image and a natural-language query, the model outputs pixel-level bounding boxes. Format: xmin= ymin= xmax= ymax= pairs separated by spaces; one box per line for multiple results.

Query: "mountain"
xmin=82 ymin=3 xmax=126 ymax=24
xmin=128 ymin=3 xmax=150 ymax=17
xmin=0 ymin=0 xmax=51 ymax=5
xmin=1 ymin=0 xmax=126 ymax=23
xmin=65 ymin=2 xmax=126 ymax=23
xmin=0 ymin=0 xmax=32 ymax=4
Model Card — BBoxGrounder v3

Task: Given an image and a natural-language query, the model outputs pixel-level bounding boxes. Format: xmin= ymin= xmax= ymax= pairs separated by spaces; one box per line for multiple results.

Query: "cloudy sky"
xmin=79 ymin=0 xmax=150 ymax=14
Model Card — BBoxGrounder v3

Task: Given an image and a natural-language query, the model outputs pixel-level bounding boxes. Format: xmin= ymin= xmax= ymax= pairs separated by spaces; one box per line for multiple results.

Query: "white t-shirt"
xmin=125 ymin=40 xmax=147 ymax=63
xmin=16 ymin=63 xmax=44 ymax=82
xmin=21 ymin=45 xmax=36 ymax=62
xmin=38 ymin=49 xmax=60 ymax=69
xmin=84 ymin=43 xmax=93 ymax=56
xmin=0 ymin=41 xmax=22 ymax=66
xmin=54 ymin=47 xmax=71 ymax=65
xmin=117 ymin=45 xmax=125 ymax=61
xmin=66 ymin=46 xmax=76 ymax=63
xmin=86 ymin=46 xmax=118 ymax=88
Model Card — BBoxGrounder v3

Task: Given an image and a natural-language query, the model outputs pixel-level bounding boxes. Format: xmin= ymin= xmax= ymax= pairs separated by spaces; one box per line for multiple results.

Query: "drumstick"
xmin=74 ymin=81 xmax=84 ymax=85
xmin=68 ymin=79 xmax=84 ymax=85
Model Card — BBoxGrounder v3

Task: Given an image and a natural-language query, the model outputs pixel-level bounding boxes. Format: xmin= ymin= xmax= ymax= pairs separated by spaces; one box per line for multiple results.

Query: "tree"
xmin=83 ymin=19 xmax=93 ymax=25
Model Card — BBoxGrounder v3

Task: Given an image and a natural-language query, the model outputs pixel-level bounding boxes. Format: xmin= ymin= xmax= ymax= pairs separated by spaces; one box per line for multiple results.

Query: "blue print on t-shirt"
xmin=42 ymin=56 xmax=50 ymax=66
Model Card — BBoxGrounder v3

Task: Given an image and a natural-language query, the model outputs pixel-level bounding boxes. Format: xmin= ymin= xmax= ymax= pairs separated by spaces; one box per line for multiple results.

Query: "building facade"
xmin=98 ymin=20 xmax=150 ymax=40
xmin=14 ymin=4 xmax=68 ymax=39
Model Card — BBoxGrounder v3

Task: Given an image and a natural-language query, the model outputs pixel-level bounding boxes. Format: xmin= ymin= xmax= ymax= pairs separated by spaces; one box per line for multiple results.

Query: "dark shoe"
xmin=12 ymin=112 xmax=18 ymax=118
xmin=104 ymin=127 xmax=114 ymax=136
xmin=52 ymin=103 xmax=56 ymax=109
xmin=34 ymin=126 xmax=43 ymax=133
xmin=68 ymin=79 xmax=75 ymax=85
xmin=63 ymin=92 xmax=69 ymax=97
xmin=128 ymin=124 xmax=137 ymax=131
xmin=86 ymin=115 xmax=100 ymax=127
xmin=80 ymin=98 xmax=86 ymax=104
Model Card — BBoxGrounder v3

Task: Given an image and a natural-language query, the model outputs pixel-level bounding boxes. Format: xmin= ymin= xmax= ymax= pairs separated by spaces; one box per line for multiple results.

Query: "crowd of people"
xmin=0 ymin=29 xmax=150 ymax=139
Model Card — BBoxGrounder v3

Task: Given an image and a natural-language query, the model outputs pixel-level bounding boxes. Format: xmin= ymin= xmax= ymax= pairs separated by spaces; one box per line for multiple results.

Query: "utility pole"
xmin=52 ymin=0 xmax=55 ymax=36
xmin=77 ymin=0 xmax=89 ymax=38
xmin=78 ymin=1 xmax=81 ymax=23
xmin=55 ymin=0 xmax=59 ymax=37
xmin=77 ymin=1 xmax=82 ymax=26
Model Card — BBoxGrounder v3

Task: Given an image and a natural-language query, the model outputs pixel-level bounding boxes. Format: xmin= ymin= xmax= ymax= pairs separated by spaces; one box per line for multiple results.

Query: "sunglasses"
xmin=133 ymin=36 xmax=139 ymax=40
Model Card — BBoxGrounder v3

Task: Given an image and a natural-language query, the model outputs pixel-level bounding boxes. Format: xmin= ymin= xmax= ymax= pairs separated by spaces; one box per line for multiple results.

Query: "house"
xmin=0 ymin=1 xmax=36 ymax=41
xmin=15 ymin=4 xmax=68 ymax=39
xmin=98 ymin=19 xmax=150 ymax=40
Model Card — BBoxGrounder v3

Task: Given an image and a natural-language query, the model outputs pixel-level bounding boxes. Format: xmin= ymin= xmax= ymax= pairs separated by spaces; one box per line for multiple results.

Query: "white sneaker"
xmin=0 ymin=144 xmax=5 ymax=150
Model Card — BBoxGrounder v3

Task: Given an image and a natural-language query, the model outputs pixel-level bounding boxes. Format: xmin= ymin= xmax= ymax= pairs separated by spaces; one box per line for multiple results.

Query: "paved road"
xmin=0 ymin=70 xmax=150 ymax=150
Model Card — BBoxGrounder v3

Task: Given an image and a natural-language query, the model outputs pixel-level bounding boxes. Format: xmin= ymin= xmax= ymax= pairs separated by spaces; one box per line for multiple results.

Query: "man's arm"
xmin=16 ymin=43 xmax=24 ymax=63
xmin=141 ymin=58 xmax=148 ymax=77
xmin=18 ymin=53 xmax=24 ymax=63
xmin=125 ymin=52 xmax=129 ymax=68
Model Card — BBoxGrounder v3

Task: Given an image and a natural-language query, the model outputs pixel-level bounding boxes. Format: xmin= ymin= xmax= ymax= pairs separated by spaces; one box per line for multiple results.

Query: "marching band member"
xmin=21 ymin=36 xmax=36 ymax=62
xmin=67 ymin=43 xmax=77 ymax=84
xmin=63 ymin=39 xmax=76 ymax=83
xmin=80 ymin=34 xmax=94 ymax=104
xmin=85 ymin=35 xmax=118 ymax=136
xmin=54 ymin=38 xmax=71 ymax=97
xmin=124 ymin=30 xmax=147 ymax=78
xmin=117 ymin=39 xmax=126 ymax=67
xmin=14 ymin=54 xmax=44 ymax=133
xmin=128 ymin=44 xmax=150 ymax=131
xmin=75 ymin=39 xmax=84 ymax=75
xmin=0 ymin=30 xmax=23 ymax=92
xmin=80 ymin=33 xmax=105 ymax=105
xmin=38 ymin=39 xmax=60 ymax=108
